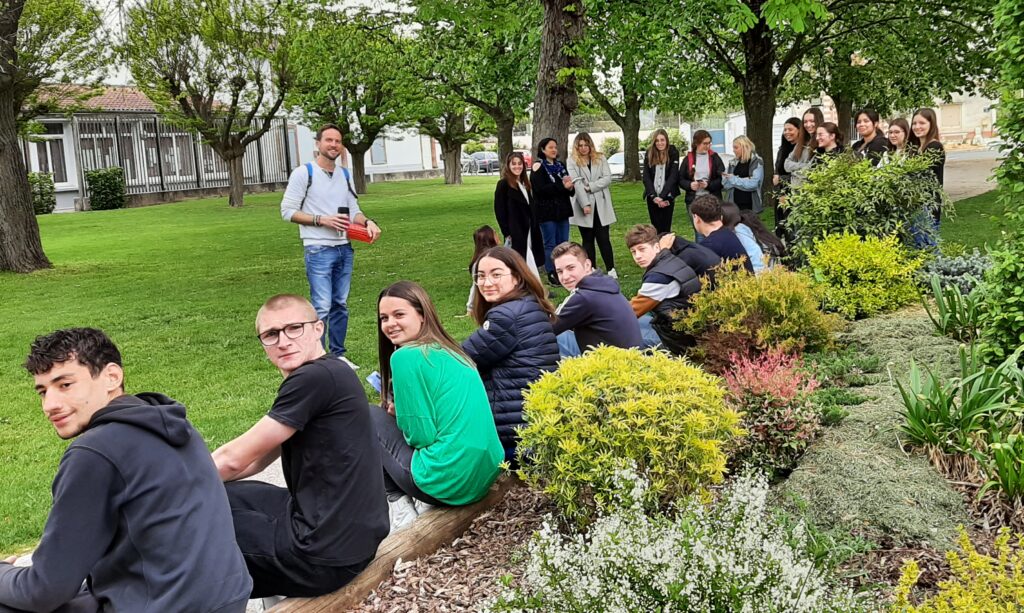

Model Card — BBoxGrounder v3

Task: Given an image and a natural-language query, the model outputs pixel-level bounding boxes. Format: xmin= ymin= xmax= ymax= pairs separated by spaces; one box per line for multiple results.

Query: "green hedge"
xmin=85 ymin=167 xmax=127 ymax=211
xmin=27 ymin=172 xmax=56 ymax=215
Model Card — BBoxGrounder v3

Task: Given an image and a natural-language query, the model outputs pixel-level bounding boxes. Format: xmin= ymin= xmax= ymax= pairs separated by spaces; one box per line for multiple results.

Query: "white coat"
xmin=567 ymin=155 xmax=617 ymax=229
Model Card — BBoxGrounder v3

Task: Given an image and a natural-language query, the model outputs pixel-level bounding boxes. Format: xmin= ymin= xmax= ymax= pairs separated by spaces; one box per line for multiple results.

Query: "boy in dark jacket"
xmin=624 ymin=224 xmax=702 ymax=355
xmin=1 ymin=328 xmax=251 ymax=613
xmin=690 ymin=195 xmax=755 ymax=273
xmin=551 ymin=242 xmax=643 ymax=357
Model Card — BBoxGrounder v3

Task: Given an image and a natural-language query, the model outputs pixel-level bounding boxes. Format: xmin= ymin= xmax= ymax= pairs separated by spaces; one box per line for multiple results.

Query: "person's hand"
xmin=722 ymin=173 xmax=733 ymax=179
xmin=2 ymin=556 xmax=16 ymax=565
xmin=690 ymin=181 xmax=700 ymax=191
xmin=583 ymin=206 xmax=592 ymax=215
xmin=653 ymin=197 xmax=663 ymax=206
xmin=772 ymin=174 xmax=780 ymax=186
xmin=319 ymin=213 xmax=349 ymax=232
xmin=659 ymin=232 xmax=676 ymax=250
xmin=381 ymin=399 xmax=395 ymax=416
xmin=365 ymin=219 xmax=382 ymax=241
xmin=561 ymin=176 xmax=574 ymax=189
xmin=658 ymin=199 xmax=670 ymax=208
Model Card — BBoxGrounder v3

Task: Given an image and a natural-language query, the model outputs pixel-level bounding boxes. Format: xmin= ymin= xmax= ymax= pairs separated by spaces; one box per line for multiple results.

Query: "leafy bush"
xmin=784 ymin=152 xmax=947 ymax=262
xmin=924 ymin=274 xmax=983 ymax=342
xmin=516 ymin=346 xmax=743 ymax=527
xmin=978 ymin=245 xmax=1024 ymax=365
xmin=27 ymin=172 xmax=56 ymax=215
xmin=805 ymin=346 xmax=881 ymax=388
xmin=601 ymin=136 xmax=620 ymax=156
xmin=893 ymin=528 xmax=1024 ymax=612
xmin=678 ymin=262 xmax=841 ymax=372
xmin=808 ymin=233 xmax=923 ymax=320
xmin=463 ymin=141 xmax=484 ymax=154
xmin=973 ymin=428 xmax=1024 ymax=501
xmin=84 ymin=167 xmax=126 ymax=211
xmin=491 ymin=472 xmax=867 ymax=613
xmin=725 ymin=349 xmax=822 ymax=476
xmin=920 ymin=249 xmax=989 ymax=296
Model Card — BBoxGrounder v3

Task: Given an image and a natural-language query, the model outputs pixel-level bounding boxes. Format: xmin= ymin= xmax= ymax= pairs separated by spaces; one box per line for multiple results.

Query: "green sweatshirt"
xmin=391 ymin=344 xmax=503 ymax=505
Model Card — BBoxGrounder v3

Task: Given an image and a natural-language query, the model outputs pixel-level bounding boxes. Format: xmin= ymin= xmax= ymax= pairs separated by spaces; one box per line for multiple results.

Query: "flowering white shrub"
xmin=490 ymin=471 xmax=867 ymax=612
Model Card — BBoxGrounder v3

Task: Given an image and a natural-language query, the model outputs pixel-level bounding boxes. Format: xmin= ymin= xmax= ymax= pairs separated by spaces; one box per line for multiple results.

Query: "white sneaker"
xmin=607 ymin=268 xmax=618 ymax=279
xmin=337 ymin=355 xmax=359 ymax=371
xmin=413 ymin=499 xmax=436 ymax=515
xmin=388 ymin=494 xmax=419 ymax=533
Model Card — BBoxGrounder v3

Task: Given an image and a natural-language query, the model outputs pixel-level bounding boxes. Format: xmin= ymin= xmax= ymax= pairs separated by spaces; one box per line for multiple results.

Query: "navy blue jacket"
xmin=463 ymin=296 xmax=559 ymax=451
xmin=0 ymin=394 xmax=251 ymax=613
xmin=701 ymin=227 xmax=755 ymax=273
xmin=668 ymin=235 xmax=722 ymax=285
xmin=553 ymin=272 xmax=643 ymax=351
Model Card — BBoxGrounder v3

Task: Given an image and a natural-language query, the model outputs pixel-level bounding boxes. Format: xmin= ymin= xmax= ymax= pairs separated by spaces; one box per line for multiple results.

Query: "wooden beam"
xmin=268 ymin=475 xmax=516 ymax=612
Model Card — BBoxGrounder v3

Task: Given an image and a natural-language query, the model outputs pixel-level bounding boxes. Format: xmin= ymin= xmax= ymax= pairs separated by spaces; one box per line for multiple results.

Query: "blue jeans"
xmin=304 ymin=243 xmax=354 ymax=356
xmin=557 ymin=330 xmax=582 ymax=358
xmin=638 ymin=314 xmax=662 ymax=349
xmin=539 ymin=220 xmax=570 ymax=273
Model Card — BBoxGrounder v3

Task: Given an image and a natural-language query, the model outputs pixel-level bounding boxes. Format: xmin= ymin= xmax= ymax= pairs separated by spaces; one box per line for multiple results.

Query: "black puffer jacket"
xmin=645 ymin=249 xmax=701 ymax=355
xmin=462 ymin=295 xmax=559 ymax=452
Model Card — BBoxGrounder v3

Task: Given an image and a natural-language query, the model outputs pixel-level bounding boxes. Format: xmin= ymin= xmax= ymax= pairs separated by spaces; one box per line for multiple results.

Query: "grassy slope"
xmin=0 ymin=177 xmax=1000 ymax=553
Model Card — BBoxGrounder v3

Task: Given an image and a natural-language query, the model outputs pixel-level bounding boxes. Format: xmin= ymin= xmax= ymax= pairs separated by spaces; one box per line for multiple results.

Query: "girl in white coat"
xmin=567 ymin=132 xmax=617 ymax=276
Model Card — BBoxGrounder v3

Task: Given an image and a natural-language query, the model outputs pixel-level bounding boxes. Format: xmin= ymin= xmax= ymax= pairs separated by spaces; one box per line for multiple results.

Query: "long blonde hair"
xmin=732 ymin=135 xmax=755 ymax=163
xmin=571 ymin=132 xmax=604 ymax=167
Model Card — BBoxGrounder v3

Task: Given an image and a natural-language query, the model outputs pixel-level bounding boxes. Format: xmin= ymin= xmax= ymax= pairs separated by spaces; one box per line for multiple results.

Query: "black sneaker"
xmin=547 ymin=271 xmax=562 ymax=287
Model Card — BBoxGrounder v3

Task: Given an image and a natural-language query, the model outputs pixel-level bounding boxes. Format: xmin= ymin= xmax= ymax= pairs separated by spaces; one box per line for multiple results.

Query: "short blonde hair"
xmin=256 ymin=294 xmax=317 ymax=330
xmin=733 ymin=135 xmax=755 ymax=163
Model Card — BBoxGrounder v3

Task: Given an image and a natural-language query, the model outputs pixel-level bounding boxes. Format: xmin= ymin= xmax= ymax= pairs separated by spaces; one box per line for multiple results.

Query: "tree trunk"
xmin=346 ymin=142 xmax=371 ymax=194
xmin=441 ymin=141 xmax=462 ymax=185
xmin=622 ymin=96 xmax=642 ymax=182
xmin=495 ymin=112 xmax=515 ymax=166
xmin=531 ymin=0 xmax=585 ymax=157
xmin=0 ymin=90 xmax=51 ymax=273
xmin=227 ymin=152 xmax=245 ymax=207
xmin=740 ymin=23 xmax=778 ymax=203
xmin=833 ymin=95 xmax=855 ymax=145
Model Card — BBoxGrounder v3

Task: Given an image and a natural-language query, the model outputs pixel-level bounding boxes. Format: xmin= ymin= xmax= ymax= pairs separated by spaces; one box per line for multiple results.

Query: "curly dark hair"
xmin=25 ymin=328 xmax=123 ymax=379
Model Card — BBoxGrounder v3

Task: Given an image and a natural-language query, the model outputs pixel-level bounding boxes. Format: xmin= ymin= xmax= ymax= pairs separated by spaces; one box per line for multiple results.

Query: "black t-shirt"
xmin=268 ymin=355 xmax=389 ymax=566
xmin=732 ymin=160 xmax=753 ymax=208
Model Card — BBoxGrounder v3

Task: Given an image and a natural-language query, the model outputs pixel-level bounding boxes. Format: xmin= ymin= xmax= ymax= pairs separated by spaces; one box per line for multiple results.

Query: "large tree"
xmin=577 ymin=2 xmax=735 ymax=181
xmin=0 ymin=0 xmax=107 ymax=273
xmin=672 ymin=0 xmax=991 ymax=191
xmin=122 ymin=0 xmax=297 ymax=207
xmin=417 ymin=101 xmax=490 ymax=185
xmin=287 ymin=9 xmax=417 ymax=194
xmin=409 ymin=0 xmax=539 ymax=164
xmin=531 ymin=0 xmax=585 ymax=156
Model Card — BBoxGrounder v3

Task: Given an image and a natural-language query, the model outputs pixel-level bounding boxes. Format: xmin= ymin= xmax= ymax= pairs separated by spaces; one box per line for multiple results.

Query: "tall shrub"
xmin=27 ymin=172 xmax=56 ymax=215
xmin=85 ymin=167 xmax=126 ymax=211
xmin=784 ymin=153 xmax=947 ymax=262
xmin=602 ymin=136 xmax=620 ymax=156
xmin=516 ymin=346 xmax=744 ymax=527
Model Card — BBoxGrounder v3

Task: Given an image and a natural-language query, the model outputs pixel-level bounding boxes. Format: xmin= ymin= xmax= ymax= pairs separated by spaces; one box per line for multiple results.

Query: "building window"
xmin=370 ymin=137 xmax=387 ymax=165
xmin=35 ymin=123 xmax=68 ymax=183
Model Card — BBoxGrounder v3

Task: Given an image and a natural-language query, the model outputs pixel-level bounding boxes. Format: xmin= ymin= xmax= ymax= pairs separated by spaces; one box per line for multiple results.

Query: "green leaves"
xmin=761 ymin=0 xmax=829 ymax=33
xmin=924 ymin=273 xmax=983 ymax=342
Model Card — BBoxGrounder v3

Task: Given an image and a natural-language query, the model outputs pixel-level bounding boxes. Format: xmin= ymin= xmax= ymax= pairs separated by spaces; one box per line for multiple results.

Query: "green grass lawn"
xmin=0 ymin=177 xmax=1002 ymax=553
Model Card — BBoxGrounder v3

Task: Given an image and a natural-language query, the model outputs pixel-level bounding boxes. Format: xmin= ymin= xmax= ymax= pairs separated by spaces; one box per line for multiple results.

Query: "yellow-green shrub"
xmin=808 ymin=234 xmax=923 ymax=320
xmin=892 ymin=528 xmax=1024 ymax=612
xmin=677 ymin=261 xmax=841 ymax=372
xmin=516 ymin=346 xmax=744 ymax=527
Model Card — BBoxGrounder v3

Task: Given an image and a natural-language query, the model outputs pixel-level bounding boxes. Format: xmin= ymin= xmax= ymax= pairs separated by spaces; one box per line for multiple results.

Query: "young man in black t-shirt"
xmin=213 ymin=294 xmax=389 ymax=598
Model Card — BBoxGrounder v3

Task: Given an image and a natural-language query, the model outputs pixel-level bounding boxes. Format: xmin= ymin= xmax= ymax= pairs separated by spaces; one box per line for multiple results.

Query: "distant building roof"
xmin=37 ymin=84 xmax=157 ymax=113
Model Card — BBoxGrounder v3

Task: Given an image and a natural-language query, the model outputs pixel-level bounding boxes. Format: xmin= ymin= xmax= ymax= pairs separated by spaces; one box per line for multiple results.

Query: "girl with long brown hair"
xmin=462 ymin=247 xmax=559 ymax=462
xmin=494 ymin=152 xmax=544 ymax=279
xmin=910 ymin=107 xmax=947 ymax=240
xmin=642 ymin=128 xmax=681 ymax=233
xmin=374 ymin=281 xmax=503 ymax=529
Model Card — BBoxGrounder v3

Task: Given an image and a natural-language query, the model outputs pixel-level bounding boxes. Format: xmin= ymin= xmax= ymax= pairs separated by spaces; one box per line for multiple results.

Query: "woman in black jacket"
xmin=910 ymin=107 xmax=946 ymax=243
xmin=493 ymin=152 xmax=545 ymax=274
xmin=529 ymin=138 xmax=575 ymax=286
xmin=462 ymin=246 xmax=559 ymax=462
xmin=851 ymin=109 xmax=892 ymax=166
xmin=814 ymin=122 xmax=846 ymax=160
xmin=642 ymin=128 xmax=680 ymax=233
xmin=680 ymin=129 xmax=725 ymax=240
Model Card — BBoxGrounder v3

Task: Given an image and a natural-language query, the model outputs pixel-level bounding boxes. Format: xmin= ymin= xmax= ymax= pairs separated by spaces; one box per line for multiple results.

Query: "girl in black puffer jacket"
xmin=462 ymin=246 xmax=559 ymax=462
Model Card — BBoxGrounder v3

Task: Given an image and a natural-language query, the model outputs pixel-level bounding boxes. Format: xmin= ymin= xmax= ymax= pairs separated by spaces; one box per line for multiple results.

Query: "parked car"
xmin=513 ymin=150 xmax=533 ymax=167
xmin=607 ymin=151 xmax=645 ymax=179
xmin=471 ymin=151 xmax=501 ymax=173
xmin=461 ymin=152 xmax=479 ymax=174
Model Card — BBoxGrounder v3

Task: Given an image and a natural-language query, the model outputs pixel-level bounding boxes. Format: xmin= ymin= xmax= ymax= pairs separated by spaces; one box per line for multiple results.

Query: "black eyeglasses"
xmin=257 ymin=320 xmax=319 ymax=346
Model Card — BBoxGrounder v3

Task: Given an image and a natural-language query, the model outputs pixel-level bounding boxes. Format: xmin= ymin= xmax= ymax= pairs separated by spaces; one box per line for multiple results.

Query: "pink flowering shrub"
xmin=724 ymin=348 xmax=822 ymax=476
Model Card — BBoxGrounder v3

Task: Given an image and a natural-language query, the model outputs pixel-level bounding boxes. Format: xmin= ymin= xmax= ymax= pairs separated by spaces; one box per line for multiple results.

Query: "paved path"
xmin=945 ymin=149 xmax=999 ymax=201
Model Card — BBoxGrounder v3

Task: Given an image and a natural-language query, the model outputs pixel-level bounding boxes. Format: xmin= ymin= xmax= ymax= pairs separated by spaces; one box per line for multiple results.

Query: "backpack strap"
xmin=300 ymin=162 xmax=313 ymax=210
xmin=340 ymin=166 xmax=359 ymax=201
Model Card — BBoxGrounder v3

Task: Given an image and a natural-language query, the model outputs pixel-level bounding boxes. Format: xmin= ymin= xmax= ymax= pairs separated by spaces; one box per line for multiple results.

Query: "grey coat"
xmin=567 ymin=155 xmax=617 ymax=228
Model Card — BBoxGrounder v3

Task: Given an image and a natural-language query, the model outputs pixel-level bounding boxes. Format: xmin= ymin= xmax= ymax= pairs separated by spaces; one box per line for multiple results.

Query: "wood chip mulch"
xmin=351 ymin=485 xmax=553 ymax=612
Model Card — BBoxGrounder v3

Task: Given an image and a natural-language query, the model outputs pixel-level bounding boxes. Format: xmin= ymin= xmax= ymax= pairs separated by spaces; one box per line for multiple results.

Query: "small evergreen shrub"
xmin=463 ymin=141 xmax=484 ymax=154
xmin=491 ymin=472 xmax=867 ymax=612
xmin=27 ymin=172 xmax=56 ymax=215
xmin=893 ymin=528 xmax=1024 ymax=612
xmin=785 ymin=152 xmax=947 ymax=262
xmin=516 ymin=346 xmax=744 ymax=527
xmin=808 ymin=234 xmax=923 ymax=320
xmin=85 ymin=167 xmax=126 ymax=211
xmin=725 ymin=348 xmax=821 ymax=476
xmin=678 ymin=262 xmax=841 ymax=372
xmin=978 ymin=245 xmax=1024 ymax=364
xmin=920 ymin=249 xmax=989 ymax=296
xmin=601 ymin=136 xmax=620 ymax=156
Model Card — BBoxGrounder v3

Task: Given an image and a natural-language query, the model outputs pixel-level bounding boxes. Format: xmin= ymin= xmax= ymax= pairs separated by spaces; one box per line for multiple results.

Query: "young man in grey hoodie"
xmin=0 ymin=328 xmax=251 ymax=613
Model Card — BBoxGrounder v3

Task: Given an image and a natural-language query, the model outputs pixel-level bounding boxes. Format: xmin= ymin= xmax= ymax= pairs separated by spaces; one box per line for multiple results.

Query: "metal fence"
xmin=73 ymin=114 xmax=292 ymax=196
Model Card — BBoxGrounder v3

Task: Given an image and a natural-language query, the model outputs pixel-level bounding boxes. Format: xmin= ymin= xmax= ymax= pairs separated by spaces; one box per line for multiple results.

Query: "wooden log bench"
xmin=268 ymin=475 xmax=516 ymax=612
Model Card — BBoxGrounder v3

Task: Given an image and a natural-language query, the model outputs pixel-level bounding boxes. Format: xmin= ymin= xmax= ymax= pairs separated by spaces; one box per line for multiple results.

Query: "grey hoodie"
xmin=0 ymin=393 xmax=251 ymax=612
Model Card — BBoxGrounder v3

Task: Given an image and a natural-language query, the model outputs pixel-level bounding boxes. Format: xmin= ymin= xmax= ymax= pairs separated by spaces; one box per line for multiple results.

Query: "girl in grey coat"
xmin=567 ymin=132 xmax=618 ymax=276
